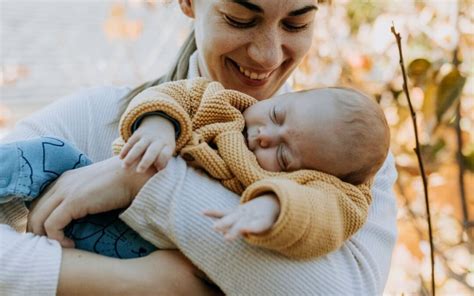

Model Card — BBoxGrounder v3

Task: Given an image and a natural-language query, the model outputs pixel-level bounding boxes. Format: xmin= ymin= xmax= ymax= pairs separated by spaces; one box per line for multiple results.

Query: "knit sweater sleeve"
xmin=118 ymin=78 xmax=212 ymax=151
xmin=240 ymin=177 xmax=371 ymax=259
xmin=121 ymin=154 xmax=398 ymax=295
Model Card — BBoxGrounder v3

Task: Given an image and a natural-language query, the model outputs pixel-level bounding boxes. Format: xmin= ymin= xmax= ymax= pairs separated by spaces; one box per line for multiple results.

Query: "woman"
xmin=1 ymin=0 xmax=397 ymax=295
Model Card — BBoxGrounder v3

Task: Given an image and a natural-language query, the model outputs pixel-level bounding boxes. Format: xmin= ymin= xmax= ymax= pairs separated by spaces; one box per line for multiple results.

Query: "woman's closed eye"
xmin=281 ymin=21 xmax=309 ymax=32
xmin=223 ymin=14 xmax=257 ymax=28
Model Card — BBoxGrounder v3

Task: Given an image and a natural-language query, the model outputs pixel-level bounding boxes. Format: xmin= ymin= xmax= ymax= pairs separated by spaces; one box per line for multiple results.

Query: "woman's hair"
xmin=116 ymin=30 xmax=197 ymax=117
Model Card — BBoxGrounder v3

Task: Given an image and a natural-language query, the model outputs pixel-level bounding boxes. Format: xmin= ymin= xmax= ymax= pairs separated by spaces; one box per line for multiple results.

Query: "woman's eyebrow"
xmin=288 ymin=5 xmax=318 ymax=17
xmin=228 ymin=0 xmax=263 ymax=13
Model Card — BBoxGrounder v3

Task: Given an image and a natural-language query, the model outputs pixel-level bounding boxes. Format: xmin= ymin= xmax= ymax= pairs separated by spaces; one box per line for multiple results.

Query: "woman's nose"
xmin=248 ymin=28 xmax=283 ymax=70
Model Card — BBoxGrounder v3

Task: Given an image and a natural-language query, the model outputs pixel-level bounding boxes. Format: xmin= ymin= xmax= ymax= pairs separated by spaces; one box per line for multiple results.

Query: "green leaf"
xmin=421 ymin=138 xmax=446 ymax=164
xmin=462 ymin=151 xmax=474 ymax=172
xmin=408 ymin=58 xmax=431 ymax=78
xmin=436 ymin=68 xmax=466 ymax=122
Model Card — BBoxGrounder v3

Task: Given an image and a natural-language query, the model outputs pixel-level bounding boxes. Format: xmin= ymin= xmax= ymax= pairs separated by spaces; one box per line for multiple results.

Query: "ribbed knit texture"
xmin=117 ymin=78 xmax=373 ymax=259
xmin=0 ymin=51 xmax=397 ymax=295
xmin=0 ymin=86 xmax=129 ymax=296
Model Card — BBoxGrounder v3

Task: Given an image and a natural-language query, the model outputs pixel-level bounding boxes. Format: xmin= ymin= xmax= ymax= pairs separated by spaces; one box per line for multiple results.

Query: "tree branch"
xmin=391 ymin=24 xmax=435 ymax=296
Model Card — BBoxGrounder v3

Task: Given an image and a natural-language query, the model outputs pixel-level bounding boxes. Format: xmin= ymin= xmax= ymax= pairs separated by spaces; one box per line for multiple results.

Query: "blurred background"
xmin=1 ymin=0 xmax=472 ymax=294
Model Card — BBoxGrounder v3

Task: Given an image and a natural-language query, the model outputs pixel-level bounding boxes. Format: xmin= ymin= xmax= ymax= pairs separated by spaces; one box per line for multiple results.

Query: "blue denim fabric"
xmin=64 ymin=209 xmax=157 ymax=258
xmin=0 ymin=137 xmax=156 ymax=258
xmin=0 ymin=137 xmax=92 ymax=201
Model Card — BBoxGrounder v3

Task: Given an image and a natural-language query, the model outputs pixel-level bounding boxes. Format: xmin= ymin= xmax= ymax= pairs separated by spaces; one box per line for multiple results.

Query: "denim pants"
xmin=0 ymin=137 xmax=156 ymax=258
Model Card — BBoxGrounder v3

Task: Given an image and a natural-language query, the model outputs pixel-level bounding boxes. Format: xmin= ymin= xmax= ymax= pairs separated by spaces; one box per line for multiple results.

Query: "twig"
xmin=391 ymin=24 xmax=435 ymax=296
xmin=396 ymin=179 xmax=472 ymax=291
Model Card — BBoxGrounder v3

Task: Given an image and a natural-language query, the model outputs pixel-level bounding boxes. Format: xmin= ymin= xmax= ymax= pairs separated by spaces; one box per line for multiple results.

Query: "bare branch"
xmin=391 ymin=24 xmax=435 ymax=296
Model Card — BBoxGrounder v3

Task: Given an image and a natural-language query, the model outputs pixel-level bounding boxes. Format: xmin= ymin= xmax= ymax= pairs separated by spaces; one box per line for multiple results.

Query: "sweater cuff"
xmin=119 ymin=100 xmax=192 ymax=152
xmin=240 ymin=178 xmax=311 ymax=253
xmin=131 ymin=111 xmax=181 ymax=139
xmin=0 ymin=224 xmax=61 ymax=295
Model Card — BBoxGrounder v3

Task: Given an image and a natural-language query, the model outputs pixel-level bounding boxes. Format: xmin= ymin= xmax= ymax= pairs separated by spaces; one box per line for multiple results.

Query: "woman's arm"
xmin=59 ymin=248 xmax=221 ymax=296
xmin=0 ymin=224 xmax=219 ymax=296
xmin=0 ymin=87 xmax=219 ymax=295
xmin=121 ymin=153 xmax=398 ymax=295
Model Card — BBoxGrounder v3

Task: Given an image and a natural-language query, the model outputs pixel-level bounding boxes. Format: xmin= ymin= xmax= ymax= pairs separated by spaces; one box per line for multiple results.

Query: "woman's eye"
xmin=283 ymin=22 xmax=308 ymax=32
xmin=224 ymin=15 xmax=256 ymax=28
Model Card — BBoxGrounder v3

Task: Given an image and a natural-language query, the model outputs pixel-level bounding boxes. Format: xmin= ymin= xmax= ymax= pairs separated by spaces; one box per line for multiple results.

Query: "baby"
xmin=0 ymin=78 xmax=389 ymax=259
xmin=115 ymin=77 xmax=390 ymax=259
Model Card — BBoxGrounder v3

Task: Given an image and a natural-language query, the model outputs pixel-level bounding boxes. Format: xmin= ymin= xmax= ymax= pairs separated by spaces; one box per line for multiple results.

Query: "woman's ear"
xmin=178 ymin=0 xmax=195 ymax=18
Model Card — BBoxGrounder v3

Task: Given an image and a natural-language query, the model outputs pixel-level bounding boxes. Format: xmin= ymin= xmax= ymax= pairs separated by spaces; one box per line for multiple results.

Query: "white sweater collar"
xmin=187 ymin=51 xmax=291 ymax=95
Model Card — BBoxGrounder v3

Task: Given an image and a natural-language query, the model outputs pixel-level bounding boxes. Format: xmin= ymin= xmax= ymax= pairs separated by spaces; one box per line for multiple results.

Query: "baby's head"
xmin=243 ymin=87 xmax=390 ymax=185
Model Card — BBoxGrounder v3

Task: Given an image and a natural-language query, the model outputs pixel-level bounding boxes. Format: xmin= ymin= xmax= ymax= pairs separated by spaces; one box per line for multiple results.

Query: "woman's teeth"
xmin=239 ymin=65 xmax=271 ymax=80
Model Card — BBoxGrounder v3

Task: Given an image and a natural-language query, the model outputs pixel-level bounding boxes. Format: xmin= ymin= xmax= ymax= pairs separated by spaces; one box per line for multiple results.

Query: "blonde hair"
xmin=116 ymin=30 xmax=197 ymax=117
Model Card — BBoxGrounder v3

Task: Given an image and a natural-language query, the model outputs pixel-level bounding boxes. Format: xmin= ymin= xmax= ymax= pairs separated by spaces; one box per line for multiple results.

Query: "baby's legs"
xmin=0 ymin=137 xmax=156 ymax=258
xmin=64 ymin=210 xmax=157 ymax=258
xmin=0 ymin=136 xmax=91 ymax=201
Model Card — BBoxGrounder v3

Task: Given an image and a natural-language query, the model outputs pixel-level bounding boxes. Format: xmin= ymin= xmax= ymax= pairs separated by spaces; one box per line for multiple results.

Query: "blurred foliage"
xmin=292 ymin=0 xmax=473 ymax=294
xmin=346 ymin=0 xmax=383 ymax=33
xmin=2 ymin=0 xmax=473 ymax=294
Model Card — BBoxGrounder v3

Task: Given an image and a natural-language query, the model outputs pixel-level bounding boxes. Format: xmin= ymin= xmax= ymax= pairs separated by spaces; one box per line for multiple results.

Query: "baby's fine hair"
xmin=328 ymin=87 xmax=390 ymax=185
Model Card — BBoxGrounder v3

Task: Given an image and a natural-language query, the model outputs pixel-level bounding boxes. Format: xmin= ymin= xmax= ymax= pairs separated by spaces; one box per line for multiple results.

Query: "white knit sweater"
xmin=0 ymin=53 xmax=398 ymax=295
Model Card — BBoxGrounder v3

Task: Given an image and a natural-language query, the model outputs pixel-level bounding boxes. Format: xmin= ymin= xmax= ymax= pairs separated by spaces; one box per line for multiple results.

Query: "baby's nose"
xmin=257 ymin=127 xmax=276 ymax=148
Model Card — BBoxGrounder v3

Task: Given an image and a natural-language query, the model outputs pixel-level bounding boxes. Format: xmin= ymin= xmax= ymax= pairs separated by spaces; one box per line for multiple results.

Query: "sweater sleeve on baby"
xmin=240 ymin=177 xmax=372 ymax=259
xmin=118 ymin=78 xmax=212 ymax=151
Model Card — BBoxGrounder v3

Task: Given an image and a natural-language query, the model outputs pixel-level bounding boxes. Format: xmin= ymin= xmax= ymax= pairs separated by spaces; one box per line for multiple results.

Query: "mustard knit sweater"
xmin=115 ymin=78 xmax=372 ymax=259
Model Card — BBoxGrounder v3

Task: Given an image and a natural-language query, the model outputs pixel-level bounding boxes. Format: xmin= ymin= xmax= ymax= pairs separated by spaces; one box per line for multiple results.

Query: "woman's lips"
xmin=227 ymin=58 xmax=273 ymax=87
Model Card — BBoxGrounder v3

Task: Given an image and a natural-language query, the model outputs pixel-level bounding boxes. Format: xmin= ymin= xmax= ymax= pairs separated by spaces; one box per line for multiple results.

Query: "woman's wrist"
xmin=125 ymin=161 xmax=157 ymax=198
xmin=109 ymin=155 xmax=156 ymax=200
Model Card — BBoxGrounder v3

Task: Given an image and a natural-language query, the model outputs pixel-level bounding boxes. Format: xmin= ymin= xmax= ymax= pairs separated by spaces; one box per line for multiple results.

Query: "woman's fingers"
xmin=122 ymin=139 xmax=149 ymax=168
xmin=43 ymin=202 xmax=76 ymax=248
xmin=27 ymin=186 xmax=63 ymax=235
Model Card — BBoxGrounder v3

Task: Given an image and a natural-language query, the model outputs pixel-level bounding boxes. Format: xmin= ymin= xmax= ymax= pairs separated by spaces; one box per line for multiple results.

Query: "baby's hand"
xmin=203 ymin=194 xmax=280 ymax=240
xmin=120 ymin=116 xmax=176 ymax=173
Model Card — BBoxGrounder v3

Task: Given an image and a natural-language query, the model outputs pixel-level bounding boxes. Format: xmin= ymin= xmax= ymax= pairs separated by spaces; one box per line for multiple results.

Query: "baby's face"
xmin=243 ymin=89 xmax=342 ymax=173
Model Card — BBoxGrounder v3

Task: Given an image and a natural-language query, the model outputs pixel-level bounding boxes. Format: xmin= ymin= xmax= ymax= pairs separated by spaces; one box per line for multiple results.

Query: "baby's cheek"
xmin=254 ymin=149 xmax=280 ymax=172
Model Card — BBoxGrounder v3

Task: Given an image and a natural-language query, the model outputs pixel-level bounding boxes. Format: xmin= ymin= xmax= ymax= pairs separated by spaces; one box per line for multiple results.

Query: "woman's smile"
xmin=226 ymin=57 xmax=273 ymax=87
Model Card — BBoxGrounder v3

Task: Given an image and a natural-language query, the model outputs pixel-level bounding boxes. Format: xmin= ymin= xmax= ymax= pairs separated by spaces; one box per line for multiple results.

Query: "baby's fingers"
xmin=224 ymin=220 xmax=248 ymax=241
xmin=213 ymin=211 xmax=239 ymax=233
xmin=154 ymin=146 xmax=173 ymax=171
xmin=120 ymin=135 xmax=140 ymax=160
xmin=122 ymin=139 xmax=150 ymax=168
xmin=202 ymin=209 xmax=228 ymax=219
xmin=238 ymin=219 xmax=270 ymax=234
xmin=137 ymin=142 xmax=163 ymax=173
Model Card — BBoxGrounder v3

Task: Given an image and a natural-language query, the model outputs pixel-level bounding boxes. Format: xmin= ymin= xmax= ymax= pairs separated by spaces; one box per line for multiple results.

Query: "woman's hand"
xmin=27 ymin=156 xmax=155 ymax=247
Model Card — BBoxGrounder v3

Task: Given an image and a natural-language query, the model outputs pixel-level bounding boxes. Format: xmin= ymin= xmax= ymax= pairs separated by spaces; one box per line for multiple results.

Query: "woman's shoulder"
xmin=63 ymin=85 xmax=131 ymax=107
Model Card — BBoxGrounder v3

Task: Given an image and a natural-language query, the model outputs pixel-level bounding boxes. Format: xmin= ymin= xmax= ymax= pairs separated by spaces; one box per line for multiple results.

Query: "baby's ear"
xmin=178 ymin=0 xmax=195 ymax=18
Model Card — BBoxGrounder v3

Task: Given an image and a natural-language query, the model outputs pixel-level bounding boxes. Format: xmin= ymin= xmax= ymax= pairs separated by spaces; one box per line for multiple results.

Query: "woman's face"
xmin=180 ymin=0 xmax=317 ymax=100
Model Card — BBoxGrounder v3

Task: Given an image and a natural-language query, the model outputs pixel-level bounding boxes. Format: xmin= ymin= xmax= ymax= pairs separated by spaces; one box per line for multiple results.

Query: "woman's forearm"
xmin=59 ymin=249 xmax=221 ymax=296
xmin=121 ymin=156 xmax=398 ymax=295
